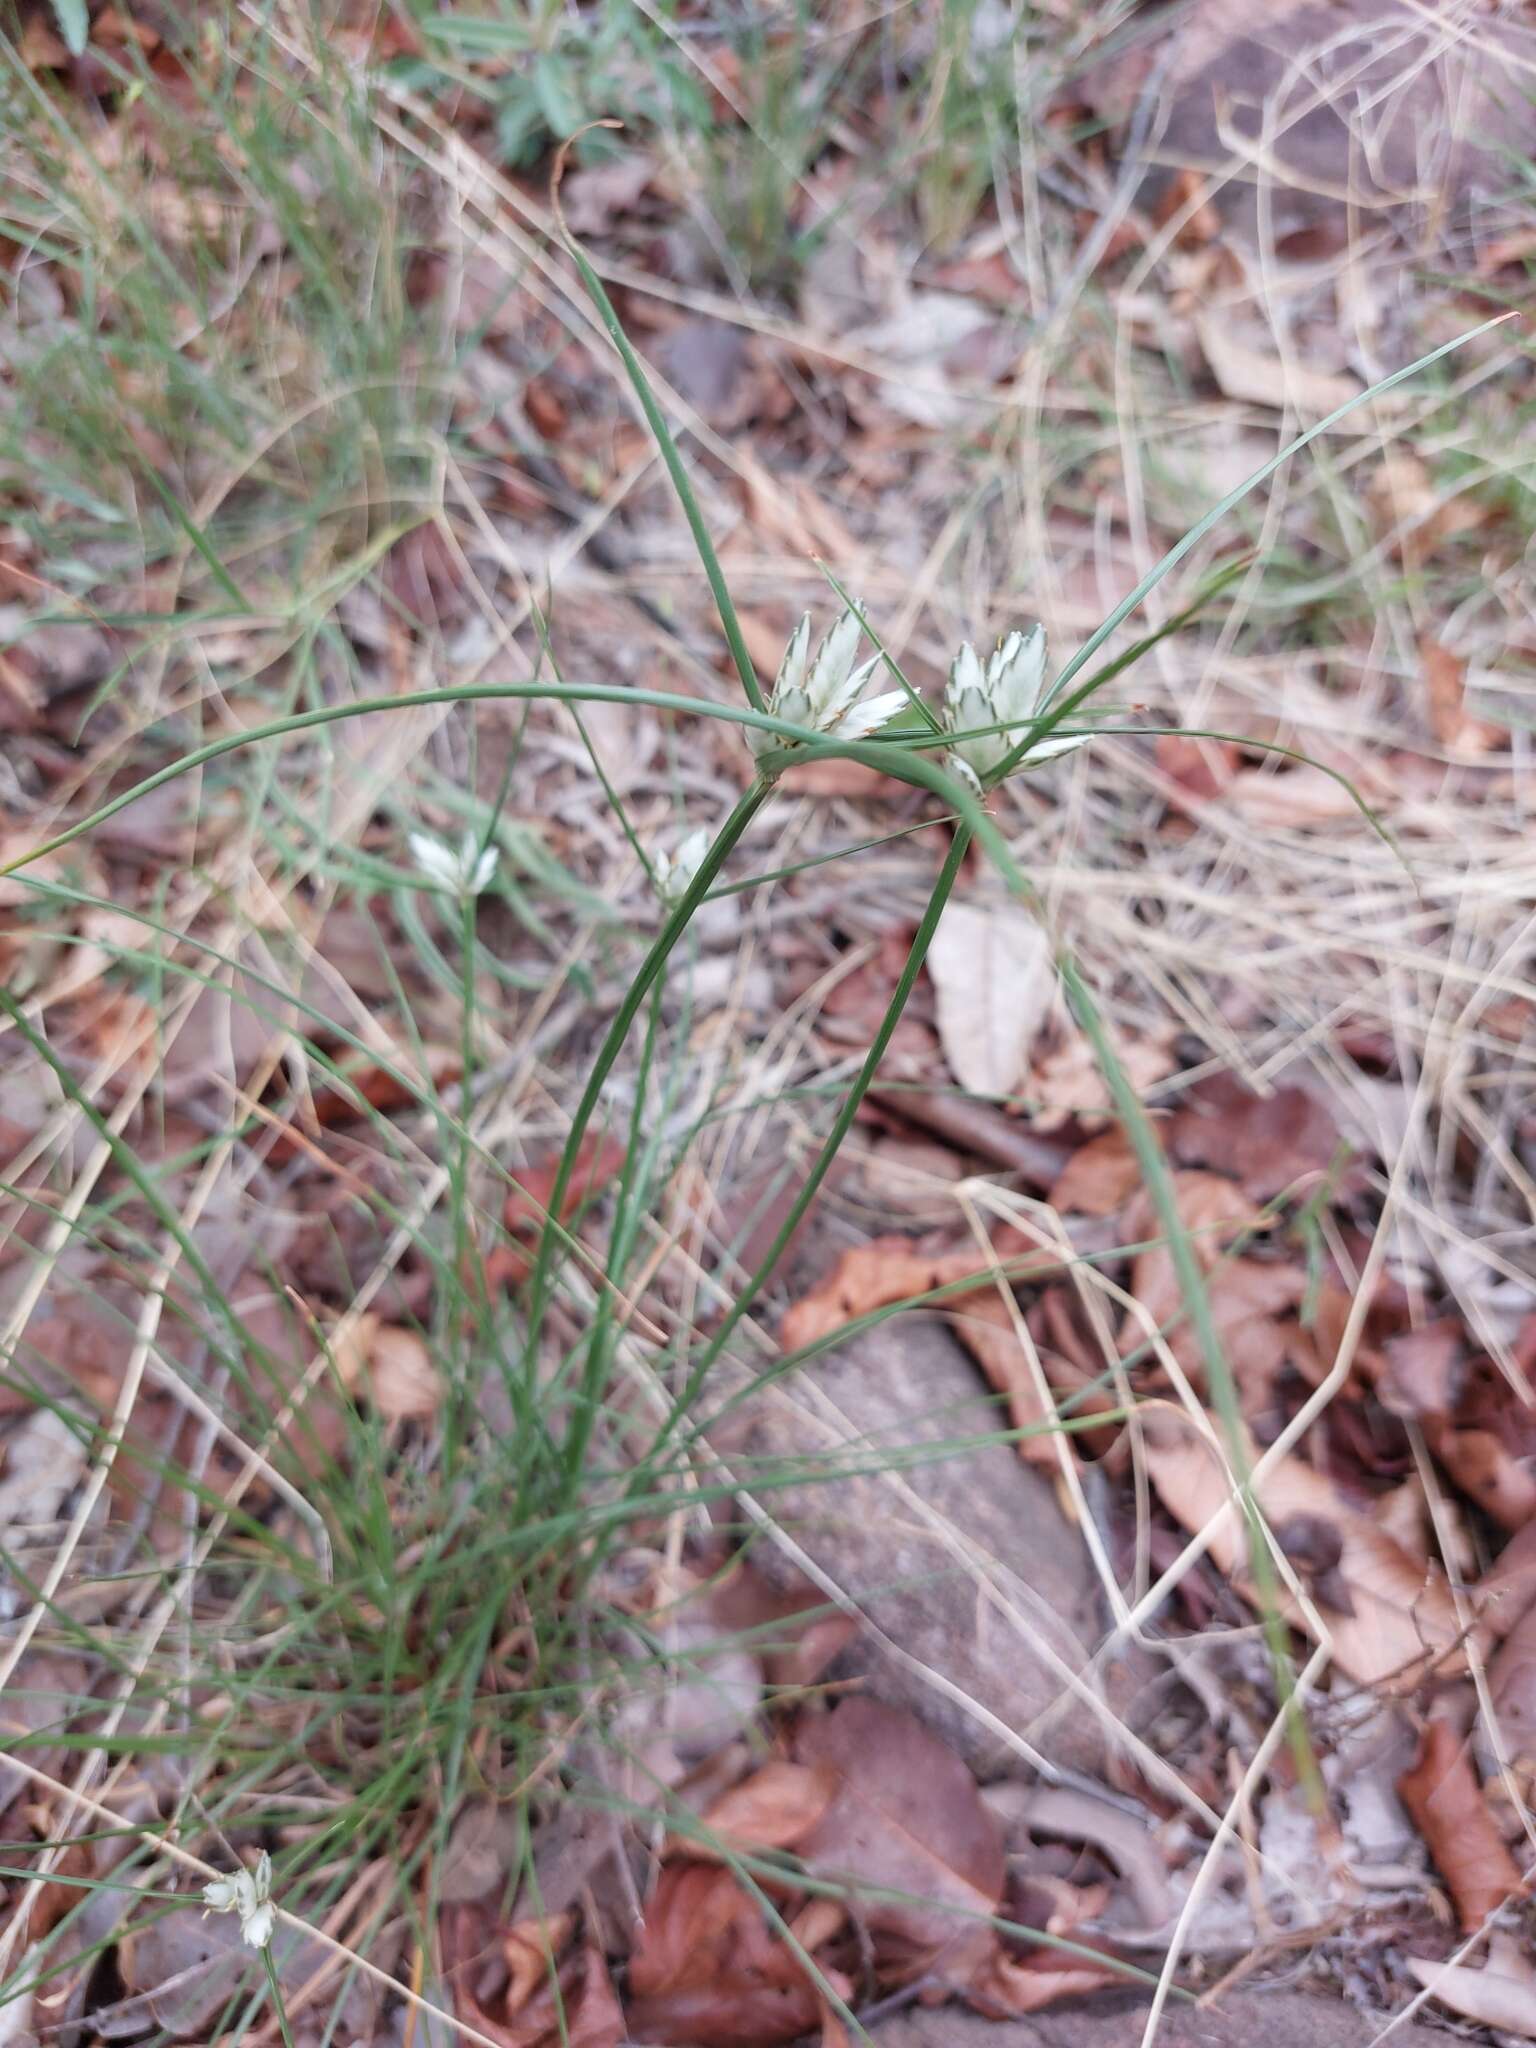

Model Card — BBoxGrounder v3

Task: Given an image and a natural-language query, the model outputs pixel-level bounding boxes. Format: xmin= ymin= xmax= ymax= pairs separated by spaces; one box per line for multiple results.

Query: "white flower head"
xmin=752 ymin=606 xmax=903 ymax=759
xmin=203 ymin=1849 xmax=275 ymax=1949
xmin=409 ymin=828 xmax=499 ymax=896
xmin=943 ymin=624 xmax=1085 ymax=786
xmin=653 ymin=825 xmax=709 ymax=906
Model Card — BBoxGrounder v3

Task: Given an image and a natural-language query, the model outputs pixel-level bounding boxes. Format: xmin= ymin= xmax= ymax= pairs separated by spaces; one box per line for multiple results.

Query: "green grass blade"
xmin=558 ymin=202 xmax=766 ymax=713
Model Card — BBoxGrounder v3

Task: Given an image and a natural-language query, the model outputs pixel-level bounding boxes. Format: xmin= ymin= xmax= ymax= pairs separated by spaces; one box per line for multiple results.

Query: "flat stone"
xmin=712 ymin=1314 xmax=1151 ymax=1780
xmin=876 ymin=1982 xmax=1441 ymax=2047
xmin=1082 ymin=0 xmax=1536 ymax=258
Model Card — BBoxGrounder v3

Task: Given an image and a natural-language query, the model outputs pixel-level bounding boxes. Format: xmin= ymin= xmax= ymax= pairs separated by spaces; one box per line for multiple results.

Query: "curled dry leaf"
xmin=625 ymin=1862 xmax=845 ymax=2047
xmin=1141 ymin=1412 xmax=1467 ymax=1690
xmin=1398 ymin=1720 xmax=1526 ymax=1934
xmin=1407 ymin=1935 xmax=1536 ymax=2039
xmin=691 ymin=1760 xmax=839 ymax=1856
xmin=504 ymin=1912 xmax=578 ymax=2014
xmin=927 ymin=902 xmax=1054 ymax=1100
xmin=445 ymin=1903 xmax=622 ymax=2048
xmin=1047 ymin=1125 xmax=1142 ymax=1217
xmin=780 ymin=1228 xmax=1058 ymax=1353
xmin=967 ymin=1944 xmax=1128 ymax=2017
xmin=491 ymin=1135 xmax=629 ymax=1290
xmin=1195 ymin=314 xmax=1363 ymax=415
xmin=363 ymin=1323 xmax=442 ymax=1423
xmin=1425 ymin=1349 xmax=1536 ymax=1531
xmin=947 ymin=1290 xmax=1116 ymax=1470
xmin=1420 ymin=636 xmax=1504 ymax=755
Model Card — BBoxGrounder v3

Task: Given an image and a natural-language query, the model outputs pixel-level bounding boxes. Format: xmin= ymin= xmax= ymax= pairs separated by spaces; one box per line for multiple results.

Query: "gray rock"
xmin=1083 ymin=0 xmax=1536 ymax=257
xmin=712 ymin=1315 xmax=1152 ymax=1779
xmin=876 ymin=1982 xmax=1442 ymax=2047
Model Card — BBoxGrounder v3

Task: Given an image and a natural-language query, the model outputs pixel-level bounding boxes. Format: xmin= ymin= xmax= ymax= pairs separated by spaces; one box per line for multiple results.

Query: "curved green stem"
xmin=0 ymin=684 xmax=1008 ymax=880
xmin=650 ymin=822 xmax=975 ymax=1456
xmin=518 ymin=782 xmax=772 ymax=1385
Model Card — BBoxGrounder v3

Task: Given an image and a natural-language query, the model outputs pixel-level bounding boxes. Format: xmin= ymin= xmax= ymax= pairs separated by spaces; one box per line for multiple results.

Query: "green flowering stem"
xmin=648 ymin=820 xmax=974 ymax=1453
xmin=262 ymin=1948 xmax=297 ymax=2048
xmin=519 ymin=779 xmax=773 ymax=1383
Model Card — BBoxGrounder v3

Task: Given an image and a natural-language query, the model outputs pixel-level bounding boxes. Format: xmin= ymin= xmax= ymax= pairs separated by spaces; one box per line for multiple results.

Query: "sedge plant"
xmin=0 ymin=134 xmax=1513 ymax=2034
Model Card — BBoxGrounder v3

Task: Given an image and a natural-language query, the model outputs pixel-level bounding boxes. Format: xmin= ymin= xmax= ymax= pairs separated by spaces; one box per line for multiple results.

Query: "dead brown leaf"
xmin=1142 ymin=1411 xmax=1468 ymax=1689
xmin=780 ymin=1228 xmax=1057 ymax=1353
xmin=777 ymin=757 xmax=899 ymax=798
xmin=1166 ymin=1071 xmax=1344 ymax=1201
xmin=691 ymin=1760 xmax=839 ymax=1856
xmin=261 ymin=1045 xmax=460 ymax=1164
xmin=503 ymin=1912 xmax=579 ymax=2015
xmin=948 ymin=1291 xmax=1115 ymax=1470
xmin=1195 ymin=316 xmax=1363 ymax=415
xmin=1155 ymin=732 xmax=1240 ymax=803
xmin=1121 ymin=1225 xmax=1311 ymax=1428
xmin=1027 ymin=1024 xmax=1175 ymax=1130
xmin=1379 ymin=1323 xmax=1464 ymax=1420
xmin=703 ymin=1553 xmax=857 ymax=1692
xmin=1426 ymin=1348 xmax=1536 ymax=1530
xmin=1151 ymin=167 xmax=1221 ymax=246
xmin=1433 ymin=1428 xmax=1536 ymax=1534
xmin=1398 ymin=1720 xmax=1526 ymax=1934
xmin=1048 ymin=1126 xmax=1142 ymax=1217
xmin=967 ymin=1943 xmax=1128 ymax=2016
xmin=1421 ymin=638 xmax=1504 ymax=755
xmin=791 ymin=1697 xmax=1004 ymax=1984
xmin=559 ymin=151 xmax=656 ymax=235
xmin=1227 ymin=759 xmax=1383 ymax=829
xmin=947 ymin=1292 xmax=1062 ymax=1470
xmin=625 ymin=1863 xmax=843 ymax=2047
xmin=927 ymin=902 xmax=1053 ymax=1099
xmin=1122 ymin=1171 xmax=1277 ymax=1261
xmin=1116 ymin=1167 xmax=1279 ymax=1374
xmin=809 ymin=927 xmax=940 ymax=1076
xmin=492 ymin=1135 xmax=629 ymax=1290
xmin=362 ymin=1323 xmax=442 ymax=1423
xmin=1366 ymin=456 xmax=1490 ymax=570
xmin=447 ymin=1902 xmax=623 ymax=2048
